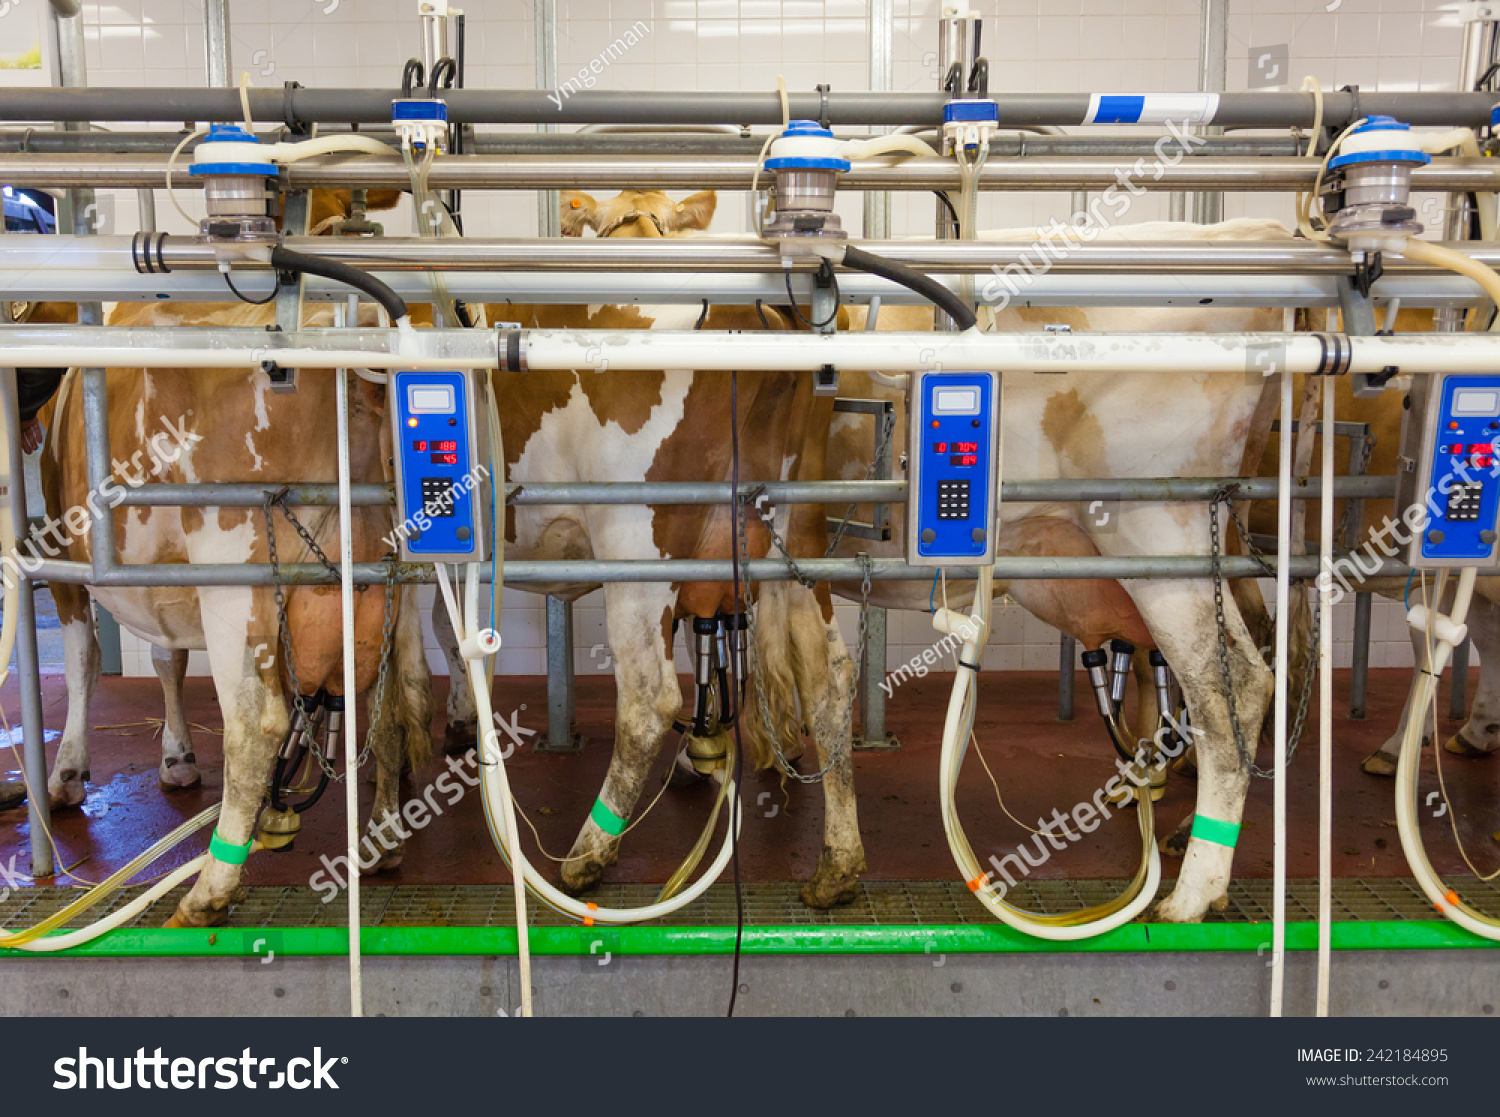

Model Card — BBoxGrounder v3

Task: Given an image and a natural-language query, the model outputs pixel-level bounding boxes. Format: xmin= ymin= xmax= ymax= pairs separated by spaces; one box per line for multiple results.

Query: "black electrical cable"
xmin=223 ymin=265 xmax=279 ymax=306
xmin=726 ymin=367 xmax=747 ymax=1018
xmin=840 ymin=244 xmax=977 ymax=330
xmin=783 ymin=265 xmax=840 ymax=329
xmin=933 ymin=189 xmax=960 ymax=234
xmin=268 ymin=244 xmax=408 ymax=322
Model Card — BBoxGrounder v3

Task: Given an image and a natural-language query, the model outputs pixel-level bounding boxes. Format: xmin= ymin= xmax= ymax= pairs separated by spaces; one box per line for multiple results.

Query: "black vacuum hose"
xmin=269 ymin=245 xmax=409 ymax=323
xmin=840 ymin=244 xmax=977 ymax=331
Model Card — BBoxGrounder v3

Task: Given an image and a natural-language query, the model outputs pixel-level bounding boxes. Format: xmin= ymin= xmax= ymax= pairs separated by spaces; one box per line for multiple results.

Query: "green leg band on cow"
xmin=1190 ymin=814 xmax=1241 ymax=848
xmin=209 ymin=829 xmax=254 ymax=865
xmin=590 ymin=798 xmax=628 ymax=837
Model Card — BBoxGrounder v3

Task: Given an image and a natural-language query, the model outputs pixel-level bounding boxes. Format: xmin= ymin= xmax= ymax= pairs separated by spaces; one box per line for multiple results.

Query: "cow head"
xmin=560 ymin=189 xmax=716 ymax=238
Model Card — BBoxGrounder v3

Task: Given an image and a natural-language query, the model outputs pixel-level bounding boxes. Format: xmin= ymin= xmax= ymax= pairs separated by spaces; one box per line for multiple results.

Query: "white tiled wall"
xmin=28 ymin=0 xmax=1470 ymax=676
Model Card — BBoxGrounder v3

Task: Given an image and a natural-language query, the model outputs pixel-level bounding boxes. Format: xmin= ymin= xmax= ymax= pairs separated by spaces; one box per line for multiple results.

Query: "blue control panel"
xmin=1412 ymin=372 xmax=1500 ymax=568
xmin=389 ymin=369 xmax=486 ymax=564
xmin=906 ymin=370 xmax=999 ymax=567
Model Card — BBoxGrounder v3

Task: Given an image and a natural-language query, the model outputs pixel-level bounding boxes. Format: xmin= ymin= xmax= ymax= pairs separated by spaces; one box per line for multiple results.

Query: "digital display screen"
xmin=953 ymin=441 xmax=978 ymax=453
xmin=408 ymin=384 xmax=455 ymax=414
xmin=435 ymin=440 xmax=457 ymax=452
xmin=412 ymin=440 xmax=428 ymax=452
xmin=950 ymin=454 xmax=978 ymax=466
xmin=430 ymin=453 xmax=459 ymax=465
xmin=1453 ymin=389 xmax=1500 ymax=416
xmin=933 ymin=387 xmax=979 ymax=415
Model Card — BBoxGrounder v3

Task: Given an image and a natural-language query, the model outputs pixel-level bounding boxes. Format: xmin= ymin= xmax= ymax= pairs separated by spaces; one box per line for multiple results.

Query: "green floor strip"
xmin=2 ymin=919 xmax=1494 ymax=959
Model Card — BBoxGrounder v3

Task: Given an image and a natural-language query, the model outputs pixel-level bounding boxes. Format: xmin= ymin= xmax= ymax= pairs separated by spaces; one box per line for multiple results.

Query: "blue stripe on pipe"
xmin=1087 ymin=95 xmax=1145 ymax=124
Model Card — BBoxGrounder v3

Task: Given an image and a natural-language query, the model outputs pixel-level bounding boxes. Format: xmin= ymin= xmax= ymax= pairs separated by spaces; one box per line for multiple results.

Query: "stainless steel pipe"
xmin=1 ymin=87 xmax=1495 ymax=128
xmin=0 ymin=154 xmax=1495 ymax=193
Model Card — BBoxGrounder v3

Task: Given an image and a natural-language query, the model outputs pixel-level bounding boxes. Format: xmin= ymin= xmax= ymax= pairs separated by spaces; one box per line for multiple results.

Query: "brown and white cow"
xmin=428 ymin=188 xmax=867 ymax=907
xmin=826 ymin=218 xmax=1292 ymax=922
xmin=37 ymin=296 xmax=431 ymax=927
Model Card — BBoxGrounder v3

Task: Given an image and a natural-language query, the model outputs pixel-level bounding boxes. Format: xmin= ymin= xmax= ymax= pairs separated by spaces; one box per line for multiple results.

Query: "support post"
xmin=864 ymin=0 xmax=892 ymax=241
xmin=1449 ymin=636 xmax=1470 ymax=721
xmin=534 ymin=0 xmax=558 ymax=238
xmin=2 ymin=369 xmax=52 ymax=878
xmin=1349 ymin=591 xmax=1371 ymax=720
xmin=1058 ymin=633 xmax=1075 ymax=721
xmin=1191 ymin=0 xmax=1227 ymax=225
xmin=855 ymin=605 xmax=897 ymax=750
xmin=202 ymin=0 xmax=231 ymax=89
xmin=537 ymin=594 xmax=582 ymax=752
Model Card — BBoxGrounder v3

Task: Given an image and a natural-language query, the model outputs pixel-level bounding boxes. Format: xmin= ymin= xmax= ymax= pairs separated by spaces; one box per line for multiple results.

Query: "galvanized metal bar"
xmin=0 ymin=129 xmax=1308 ymax=158
xmin=1 ymin=368 xmax=51 ymax=878
xmin=1349 ymin=591 xmax=1371 ymax=720
xmin=1 ymin=87 xmax=1493 ymax=128
xmin=1450 ymin=637 xmax=1471 ymax=721
xmin=110 ymin=475 xmax=1396 ymax=508
xmin=856 ymin=604 xmax=897 ymax=751
xmin=534 ymin=0 xmax=558 ymax=239
xmin=201 ymin=0 xmax=232 ymax=90
xmin=28 ymin=553 xmax=1458 ymax=587
xmin=1191 ymin=0 xmax=1227 ymax=226
xmin=1058 ymin=633 xmax=1075 ymax=722
xmin=9 ymin=268 xmax=1487 ymax=309
xmin=275 ymin=192 xmax=311 ymax=339
xmin=6 ymin=153 xmax=1497 ymax=193
xmin=37 ymin=231 xmax=1500 ymax=275
xmin=80 ymin=367 xmax=114 ymax=581
xmin=864 ymin=0 xmax=893 ymax=241
xmin=537 ymin=595 xmax=582 ymax=753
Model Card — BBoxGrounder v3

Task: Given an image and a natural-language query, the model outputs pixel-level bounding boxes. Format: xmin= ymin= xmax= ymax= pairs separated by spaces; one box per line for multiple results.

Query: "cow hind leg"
xmin=1126 ymin=579 xmax=1272 ymax=923
xmin=168 ymin=589 xmax=287 ymax=927
xmin=47 ymin=586 xmax=99 ymax=809
xmin=361 ymin=588 xmax=433 ymax=872
xmin=431 ymin=594 xmax=478 ymax=755
xmin=559 ymin=585 xmax=680 ymax=894
xmin=779 ymin=583 xmax=864 ymax=909
xmin=151 ymin=646 xmax=201 ymax=790
xmin=1440 ymin=595 xmax=1500 ymax=759
xmin=1363 ymin=622 xmax=1432 ymax=776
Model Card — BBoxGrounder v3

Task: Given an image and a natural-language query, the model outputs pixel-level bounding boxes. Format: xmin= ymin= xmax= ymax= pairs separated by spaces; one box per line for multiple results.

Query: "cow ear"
xmin=667 ymin=190 xmax=716 ymax=233
xmin=560 ymin=191 xmax=598 ymax=236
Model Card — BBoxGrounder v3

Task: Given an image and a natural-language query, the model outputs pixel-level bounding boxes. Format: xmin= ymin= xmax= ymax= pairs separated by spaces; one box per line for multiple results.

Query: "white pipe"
xmin=1270 ymin=363 xmax=1291 ymax=1018
xmin=16 ymin=329 xmax=1500 ymax=374
xmin=334 ymin=300 xmax=364 ymax=1019
xmin=1316 ymin=373 xmax=1334 ymax=1016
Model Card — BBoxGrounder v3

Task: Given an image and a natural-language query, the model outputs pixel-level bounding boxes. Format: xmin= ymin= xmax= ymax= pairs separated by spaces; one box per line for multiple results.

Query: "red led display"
xmin=950 ymin=454 xmax=978 ymax=466
xmin=430 ymin=453 xmax=459 ymax=465
xmin=953 ymin=441 xmax=979 ymax=453
xmin=412 ymin=440 xmax=428 ymax=452
xmin=933 ymin=442 xmax=947 ymax=453
xmin=435 ymin=440 xmax=458 ymax=452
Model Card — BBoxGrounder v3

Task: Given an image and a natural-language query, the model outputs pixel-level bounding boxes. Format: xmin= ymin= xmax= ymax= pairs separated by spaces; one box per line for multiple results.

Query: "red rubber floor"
xmin=1 ymin=668 xmax=1496 ymax=894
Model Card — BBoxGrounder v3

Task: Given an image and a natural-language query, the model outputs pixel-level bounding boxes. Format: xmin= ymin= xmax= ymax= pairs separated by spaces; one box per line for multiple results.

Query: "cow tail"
xmin=391 ymin=585 xmax=434 ymax=771
xmin=740 ymin=581 xmax=805 ymax=773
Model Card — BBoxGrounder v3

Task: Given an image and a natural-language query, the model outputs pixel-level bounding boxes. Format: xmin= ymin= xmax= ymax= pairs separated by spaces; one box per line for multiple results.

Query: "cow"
xmin=427 ymin=187 xmax=868 ymax=908
xmin=24 ymin=189 xmax=407 ymax=808
xmin=35 ymin=294 xmax=432 ymax=927
xmin=824 ymin=218 xmax=1294 ymax=921
xmin=1246 ymin=329 xmax=1500 ymax=778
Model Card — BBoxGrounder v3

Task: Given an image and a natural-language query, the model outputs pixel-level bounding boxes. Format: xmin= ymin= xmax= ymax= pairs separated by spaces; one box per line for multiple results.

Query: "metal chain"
xmin=262 ymin=491 xmax=397 ymax=781
xmin=1208 ymin=487 xmax=1320 ymax=779
xmin=746 ymin=488 xmax=818 ymax=589
xmin=736 ymin=497 xmax=867 ymax=783
xmin=825 ymin=409 xmax=897 ymax=558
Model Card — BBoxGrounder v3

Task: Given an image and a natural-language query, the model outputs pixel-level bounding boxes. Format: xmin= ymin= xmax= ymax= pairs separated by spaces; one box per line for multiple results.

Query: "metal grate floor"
xmin=1 ymin=877 xmax=1492 ymax=932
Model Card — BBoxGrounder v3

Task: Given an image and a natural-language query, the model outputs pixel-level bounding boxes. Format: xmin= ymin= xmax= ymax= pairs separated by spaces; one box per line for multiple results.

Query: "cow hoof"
xmin=443 ymin=719 xmax=477 ymax=757
xmin=1360 ymin=751 xmax=1398 ymax=777
xmin=799 ymin=847 xmax=865 ymax=909
xmin=363 ymin=850 xmax=403 ymax=874
xmin=164 ymin=903 xmax=230 ymax=929
xmin=158 ymin=753 xmax=202 ymax=790
xmin=47 ymin=772 xmax=86 ymax=809
xmin=1444 ymin=732 xmax=1494 ymax=758
xmin=1158 ymin=814 xmax=1192 ymax=858
xmin=1209 ymin=893 xmax=1230 ymax=913
xmin=1151 ymin=892 xmax=1207 ymax=924
xmin=558 ymin=858 xmax=605 ymax=895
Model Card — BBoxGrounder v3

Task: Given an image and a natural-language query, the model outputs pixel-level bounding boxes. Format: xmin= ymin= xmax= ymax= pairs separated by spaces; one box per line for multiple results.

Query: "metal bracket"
xmin=827 ymin=397 xmax=895 ymax=541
